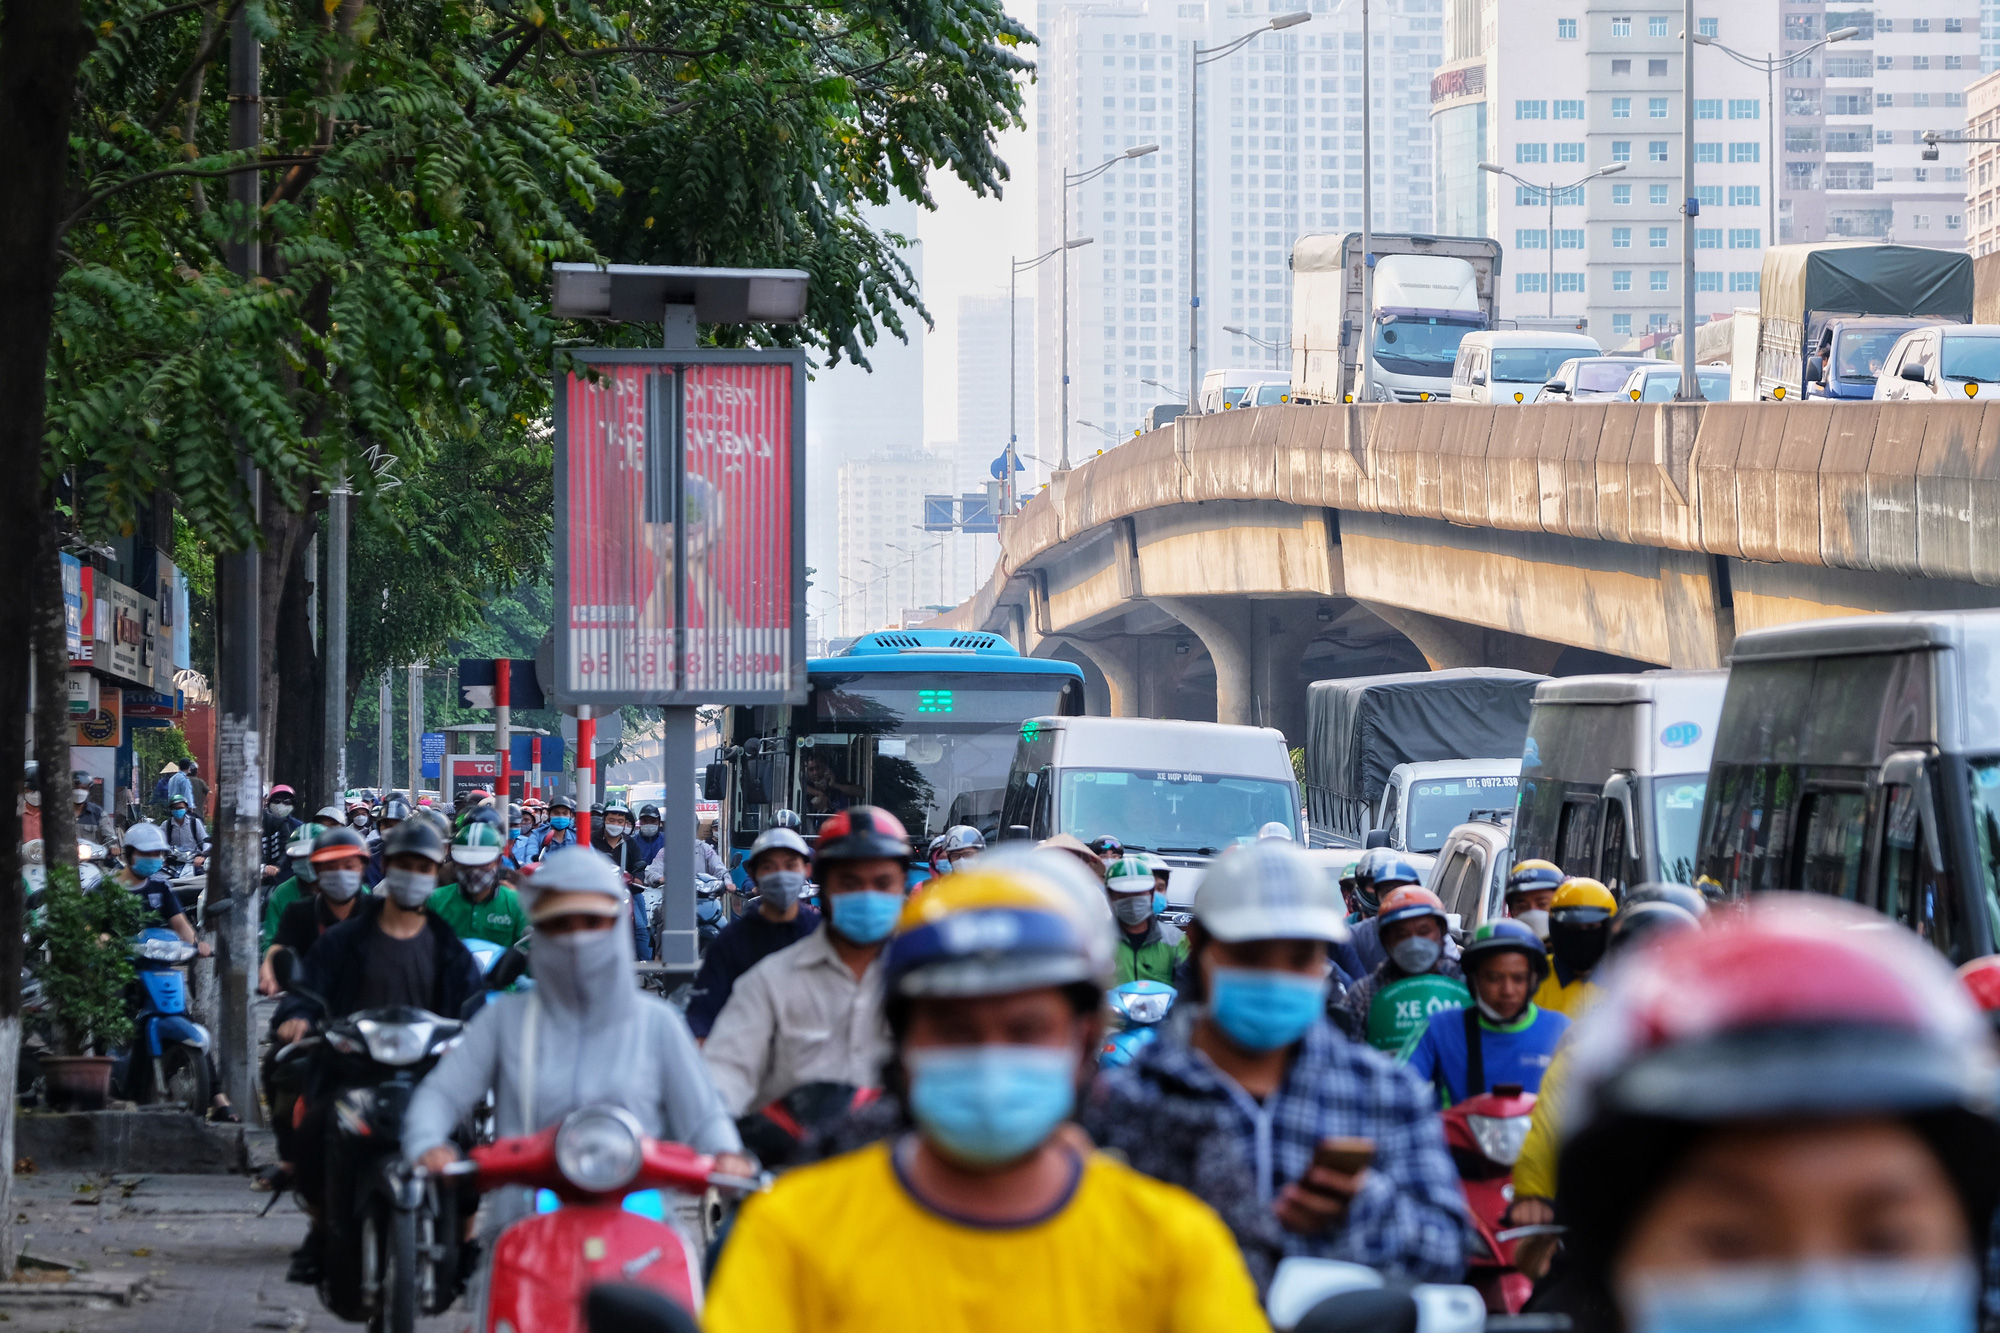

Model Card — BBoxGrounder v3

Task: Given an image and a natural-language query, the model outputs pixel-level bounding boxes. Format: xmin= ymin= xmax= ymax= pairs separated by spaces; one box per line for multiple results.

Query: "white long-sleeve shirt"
xmin=700 ymin=928 xmax=890 ymax=1116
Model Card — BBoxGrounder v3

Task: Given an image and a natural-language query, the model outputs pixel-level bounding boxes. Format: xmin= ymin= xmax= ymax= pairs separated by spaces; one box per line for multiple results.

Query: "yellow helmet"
xmin=1506 ymin=859 xmax=1564 ymax=895
xmin=886 ymin=860 xmax=1113 ymax=998
xmin=1552 ymin=877 xmax=1617 ymax=915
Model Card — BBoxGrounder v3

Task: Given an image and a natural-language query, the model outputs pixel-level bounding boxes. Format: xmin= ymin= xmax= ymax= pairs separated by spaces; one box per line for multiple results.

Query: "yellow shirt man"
xmin=1530 ymin=966 xmax=1598 ymax=1021
xmin=705 ymin=1139 xmax=1268 ymax=1333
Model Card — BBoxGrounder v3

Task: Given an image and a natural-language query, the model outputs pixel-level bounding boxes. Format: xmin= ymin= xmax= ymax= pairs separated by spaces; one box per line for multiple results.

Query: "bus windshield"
xmin=1058 ymin=768 xmax=1297 ymax=853
xmin=796 ymin=671 xmax=1079 ymax=841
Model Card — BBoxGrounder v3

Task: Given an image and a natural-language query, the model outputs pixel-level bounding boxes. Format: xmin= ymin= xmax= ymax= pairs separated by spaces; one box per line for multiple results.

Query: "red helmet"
xmin=1559 ymin=896 xmax=2000 ymax=1277
xmin=1375 ymin=884 xmax=1447 ymax=927
xmin=812 ymin=806 xmax=911 ymax=867
xmin=1962 ymin=955 xmax=2000 ymax=1031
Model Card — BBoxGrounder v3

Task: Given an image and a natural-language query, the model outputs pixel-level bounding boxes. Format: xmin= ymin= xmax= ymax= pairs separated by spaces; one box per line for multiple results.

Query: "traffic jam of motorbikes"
xmin=20 ymin=605 xmax=2000 ymax=1333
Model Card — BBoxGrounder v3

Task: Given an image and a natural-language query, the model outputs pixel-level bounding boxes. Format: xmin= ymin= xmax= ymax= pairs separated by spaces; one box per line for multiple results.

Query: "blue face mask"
xmin=131 ymin=855 xmax=165 ymax=877
xmin=1623 ymin=1260 xmax=1976 ymax=1333
xmin=906 ymin=1045 xmax=1078 ymax=1167
xmin=828 ymin=889 xmax=903 ymax=944
xmin=1208 ymin=966 xmax=1327 ymax=1052
xmin=549 ymin=815 xmax=573 ymax=831
xmin=1153 ymin=890 xmax=1168 ymax=915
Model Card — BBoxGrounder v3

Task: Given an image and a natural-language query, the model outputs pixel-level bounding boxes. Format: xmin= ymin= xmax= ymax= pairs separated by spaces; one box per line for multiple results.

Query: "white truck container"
xmin=1291 ymin=232 xmax=1501 ymax=404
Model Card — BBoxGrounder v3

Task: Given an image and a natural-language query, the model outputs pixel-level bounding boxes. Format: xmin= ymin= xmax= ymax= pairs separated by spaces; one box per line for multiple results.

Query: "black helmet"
xmin=769 ymin=808 xmax=803 ymax=832
xmin=590 ymin=802 xmax=605 ymax=817
xmin=638 ymin=804 xmax=661 ymax=821
xmin=309 ymin=826 xmax=369 ymax=863
xmin=381 ymin=794 xmax=413 ymax=823
xmin=1605 ymin=899 xmax=1700 ymax=960
xmin=812 ymin=806 xmax=912 ymax=867
xmin=382 ymin=818 xmax=446 ymax=865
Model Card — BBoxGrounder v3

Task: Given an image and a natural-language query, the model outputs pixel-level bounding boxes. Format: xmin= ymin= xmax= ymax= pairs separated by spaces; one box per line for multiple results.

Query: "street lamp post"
xmin=1010 ymin=240 xmax=1091 ymax=513
xmin=1478 ymin=162 xmax=1626 ymax=319
xmin=1224 ymin=324 xmax=1287 ymax=371
xmin=1062 ymin=144 xmax=1157 ymax=471
xmin=1189 ymin=11 xmax=1311 ymax=411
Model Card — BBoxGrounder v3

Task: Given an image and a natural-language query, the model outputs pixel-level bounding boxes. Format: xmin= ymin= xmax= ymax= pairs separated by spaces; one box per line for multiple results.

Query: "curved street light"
xmin=1007 ymin=240 xmax=1092 ymax=513
xmin=1062 ymin=145 xmax=1156 ymax=472
xmin=1478 ymin=162 xmax=1625 ymax=319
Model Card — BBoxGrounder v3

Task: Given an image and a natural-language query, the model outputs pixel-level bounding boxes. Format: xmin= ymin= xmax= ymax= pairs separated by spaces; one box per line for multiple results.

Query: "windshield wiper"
xmin=1158 ymin=845 xmax=1219 ymax=855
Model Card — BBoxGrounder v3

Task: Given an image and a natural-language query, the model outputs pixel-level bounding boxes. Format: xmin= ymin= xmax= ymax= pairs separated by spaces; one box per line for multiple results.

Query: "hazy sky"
xmin=917 ymin=17 xmax=1040 ymax=447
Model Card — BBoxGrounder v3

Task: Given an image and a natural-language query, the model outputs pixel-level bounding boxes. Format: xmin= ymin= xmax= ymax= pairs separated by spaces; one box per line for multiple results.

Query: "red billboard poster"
xmin=556 ymin=349 xmax=805 ymax=706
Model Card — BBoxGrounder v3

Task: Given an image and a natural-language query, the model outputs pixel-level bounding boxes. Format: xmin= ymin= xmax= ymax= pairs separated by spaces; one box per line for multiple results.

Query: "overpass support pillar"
xmin=1251 ymin=603 xmax=1322 ymax=744
xmin=1060 ymin=637 xmax=1141 ymax=717
xmin=1154 ymin=597 xmax=1255 ymax=726
xmin=1357 ymin=601 xmax=1565 ymax=675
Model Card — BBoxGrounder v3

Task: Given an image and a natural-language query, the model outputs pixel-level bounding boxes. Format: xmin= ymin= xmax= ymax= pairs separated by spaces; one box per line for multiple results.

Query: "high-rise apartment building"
xmin=1965 ymin=69 xmax=2000 ymax=255
xmin=1035 ymin=0 xmax=1444 ymax=445
xmin=1434 ymin=3 xmax=1975 ymax=347
xmin=835 ymin=454 xmax=960 ymax=638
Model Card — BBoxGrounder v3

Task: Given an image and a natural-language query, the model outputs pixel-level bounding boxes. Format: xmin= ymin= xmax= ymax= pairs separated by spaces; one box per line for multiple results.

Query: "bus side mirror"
xmin=1364 ymin=829 xmax=1391 ymax=850
xmin=1881 ymin=751 xmax=1945 ymax=873
xmin=703 ymin=763 xmax=728 ymax=801
xmin=1006 ymin=825 xmax=1033 ymax=842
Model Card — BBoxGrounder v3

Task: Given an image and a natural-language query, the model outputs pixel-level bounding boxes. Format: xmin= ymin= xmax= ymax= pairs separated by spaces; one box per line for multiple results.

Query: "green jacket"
xmin=425 ymin=883 xmax=529 ymax=948
xmin=1113 ymin=919 xmax=1188 ymax=987
xmin=261 ymin=876 xmax=308 ymax=951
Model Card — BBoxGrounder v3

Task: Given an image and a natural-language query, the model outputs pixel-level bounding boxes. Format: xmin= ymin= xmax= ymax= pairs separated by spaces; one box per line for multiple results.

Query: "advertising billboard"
xmin=555 ymin=349 xmax=805 ymax=706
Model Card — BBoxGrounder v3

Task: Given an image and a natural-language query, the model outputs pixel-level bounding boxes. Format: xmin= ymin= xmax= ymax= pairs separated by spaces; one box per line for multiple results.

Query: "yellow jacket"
xmin=1531 ymin=967 xmax=1598 ymax=1021
xmin=1512 ymin=1044 xmax=1569 ymax=1201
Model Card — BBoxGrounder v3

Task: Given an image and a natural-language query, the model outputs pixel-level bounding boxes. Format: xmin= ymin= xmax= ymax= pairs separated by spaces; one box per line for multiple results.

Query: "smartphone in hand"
xmin=1312 ymin=1136 xmax=1377 ymax=1176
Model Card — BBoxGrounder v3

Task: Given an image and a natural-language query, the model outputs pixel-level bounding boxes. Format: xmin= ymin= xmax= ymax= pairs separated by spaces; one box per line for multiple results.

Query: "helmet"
xmin=1193 ymin=841 xmax=1350 ymax=944
xmin=1549 ymin=877 xmax=1618 ymax=975
xmin=1461 ymin=918 xmax=1550 ymax=984
xmin=167 ymin=792 xmax=189 ymax=808
xmin=883 ymin=864 xmax=1112 ymax=1000
xmin=1505 ymin=859 xmax=1565 ymax=897
xmin=1256 ymin=821 xmax=1294 ymax=842
xmin=268 ymin=784 xmax=296 ymax=800
xmin=1559 ymin=896 xmax=2000 ymax=1277
xmin=285 ymin=823 xmax=328 ymax=860
xmin=381 ymin=795 xmax=413 ymax=824
xmin=941 ymin=825 xmax=987 ymax=856
xmin=638 ymin=804 xmax=661 ymax=821
xmin=1622 ymin=881 xmax=1709 ymax=920
xmin=745 ymin=827 xmax=812 ymax=875
xmin=1375 ymin=884 xmax=1448 ymax=928
xmin=1963 ymin=957 xmax=2000 ymax=1033
xmin=383 ymin=818 xmax=447 ymax=865
xmin=1140 ymin=852 xmax=1170 ymax=878
xmin=590 ymin=802 xmax=605 ymax=817
xmin=1104 ymin=855 xmax=1155 ymax=893
xmin=122 ymin=822 xmax=169 ymax=854
xmin=1353 ymin=847 xmax=1424 ymax=898
xmin=546 ymin=794 xmax=576 ymax=814
xmin=452 ymin=822 xmax=507 ymax=867
xmin=314 ymin=804 xmax=347 ymax=825
xmin=1085 ymin=834 xmax=1124 ymax=859
xmin=768 ymin=809 xmax=803 ymax=832
xmin=812 ymin=806 xmax=911 ymax=867
xmin=603 ymin=801 xmax=632 ymax=820
xmin=1605 ymin=899 xmax=1700 ymax=960
xmin=310 ymin=826 xmax=369 ymax=863
xmin=507 ymin=802 xmax=522 ymax=822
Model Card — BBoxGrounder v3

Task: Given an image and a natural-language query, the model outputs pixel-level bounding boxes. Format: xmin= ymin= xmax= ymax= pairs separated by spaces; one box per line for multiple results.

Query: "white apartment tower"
xmin=1036 ymin=0 xmax=1445 ymax=445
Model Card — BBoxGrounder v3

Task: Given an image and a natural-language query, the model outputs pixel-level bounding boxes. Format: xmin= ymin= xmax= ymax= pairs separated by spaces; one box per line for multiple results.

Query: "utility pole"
xmin=321 ymin=484 xmax=347 ymax=805
xmin=211 ymin=5 xmax=262 ymax=1121
xmin=1681 ymin=0 xmax=1696 ymax=396
xmin=377 ymin=672 xmax=391 ymax=792
xmin=406 ymin=663 xmax=424 ymax=797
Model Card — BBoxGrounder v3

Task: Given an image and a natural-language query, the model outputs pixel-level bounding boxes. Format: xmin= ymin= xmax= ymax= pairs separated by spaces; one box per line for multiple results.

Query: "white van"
xmin=999 ymin=716 xmax=1299 ymax=895
xmin=1197 ymin=368 xmax=1263 ymax=414
xmin=1450 ymin=330 xmax=1601 ymax=405
xmin=1874 ymin=324 xmax=2000 ymax=403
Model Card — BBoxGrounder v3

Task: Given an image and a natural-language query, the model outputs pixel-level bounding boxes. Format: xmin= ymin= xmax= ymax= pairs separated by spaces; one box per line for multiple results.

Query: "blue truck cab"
xmin=1804 ymin=317 xmax=1952 ymax=401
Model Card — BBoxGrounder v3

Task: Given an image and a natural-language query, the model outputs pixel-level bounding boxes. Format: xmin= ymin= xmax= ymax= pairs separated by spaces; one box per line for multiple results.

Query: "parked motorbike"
xmin=1266 ymin=1257 xmax=1568 ymax=1333
xmin=436 ymin=1103 xmax=767 ymax=1333
xmin=111 ymin=927 xmax=212 ymax=1111
xmin=1441 ymin=1083 xmax=1538 ymax=1314
xmin=1099 ymin=980 xmax=1176 ymax=1068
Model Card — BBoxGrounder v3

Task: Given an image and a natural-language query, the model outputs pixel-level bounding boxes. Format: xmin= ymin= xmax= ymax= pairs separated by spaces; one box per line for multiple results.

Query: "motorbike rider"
xmin=425 ymin=824 xmax=528 ymax=947
xmin=72 ymin=771 xmax=117 ymax=849
xmin=1106 ymin=853 xmax=1186 ymax=986
xmin=260 ymin=824 xmax=326 ymax=951
xmin=1080 ymin=839 xmax=1469 ymax=1294
xmin=702 ymin=806 xmax=909 ymax=1117
xmin=526 ymin=794 xmax=581 ymax=861
xmin=262 ymin=827 xmax=371 ymax=992
xmin=647 ymin=814 xmax=727 ymax=882
xmin=1398 ymin=919 xmax=1567 ymax=1105
xmin=704 ymin=861 xmax=1268 ymax=1333
xmin=923 ymin=834 xmax=949 ymax=882
xmin=273 ymin=817 xmax=484 ymax=1283
xmin=507 ymin=798 xmax=542 ymax=865
xmin=630 ymin=803 xmax=666 ymax=865
xmin=1342 ymin=885 xmax=1466 ymax=1035
xmin=1531 ymin=896 xmax=1999 ymax=1333
xmin=1503 ymin=859 xmax=1564 ymax=942
xmin=684 ymin=827 xmax=821 ymax=1040
xmin=345 ymin=799 xmax=371 ymax=835
xmin=1041 ymin=832 xmax=1109 ymax=881
xmin=1087 ymin=834 xmax=1125 ymax=875
xmin=18 ymin=761 xmax=39 ymax=844
xmin=162 ymin=793 xmax=207 ymax=872
xmin=115 ymin=823 xmax=207 ymax=952
xmin=1535 ymin=877 xmax=1617 ymax=1019
xmin=937 ymin=824 xmax=986 ymax=874
xmin=261 ymin=784 xmax=302 ymax=886
xmin=1344 ymin=849 xmax=1427 ymax=973
xmin=366 ymin=793 xmax=411 ymax=884
xmin=406 ymin=846 xmax=752 ymax=1236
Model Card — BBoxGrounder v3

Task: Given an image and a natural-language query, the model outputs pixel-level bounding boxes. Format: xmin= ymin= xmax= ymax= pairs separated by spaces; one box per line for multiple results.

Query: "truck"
xmin=1291 ymin=232 xmax=1502 ymax=404
xmin=1744 ymin=242 xmax=1972 ymax=401
xmin=1304 ymin=668 xmax=1546 ymax=852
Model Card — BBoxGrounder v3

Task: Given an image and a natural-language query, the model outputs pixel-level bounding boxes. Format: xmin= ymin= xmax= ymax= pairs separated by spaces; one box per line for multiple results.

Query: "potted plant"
xmin=33 ymin=866 xmax=145 ymax=1111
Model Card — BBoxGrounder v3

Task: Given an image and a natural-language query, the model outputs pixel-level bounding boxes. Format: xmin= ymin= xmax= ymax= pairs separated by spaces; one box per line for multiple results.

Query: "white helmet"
xmin=745 ymin=826 xmax=811 ymax=874
xmin=1257 ymin=821 xmax=1294 ymax=842
xmin=1192 ymin=840 xmax=1350 ymax=944
xmin=122 ymin=822 xmax=169 ymax=854
xmin=941 ymin=825 xmax=987 ymax=855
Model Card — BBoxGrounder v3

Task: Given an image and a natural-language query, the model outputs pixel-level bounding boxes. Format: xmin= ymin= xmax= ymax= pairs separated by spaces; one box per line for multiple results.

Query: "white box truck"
xmin=1291 ymin=232 xmax=1502 ymax=404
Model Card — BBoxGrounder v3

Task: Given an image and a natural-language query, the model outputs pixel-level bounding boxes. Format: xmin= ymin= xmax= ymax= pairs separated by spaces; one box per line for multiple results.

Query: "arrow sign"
xmin=458 ymin=659 xmax=545 ymax=710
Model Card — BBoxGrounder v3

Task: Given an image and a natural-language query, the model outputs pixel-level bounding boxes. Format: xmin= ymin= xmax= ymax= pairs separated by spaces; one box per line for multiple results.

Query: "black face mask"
xmin=1550 ymin=917 xmax=1609 ymax=975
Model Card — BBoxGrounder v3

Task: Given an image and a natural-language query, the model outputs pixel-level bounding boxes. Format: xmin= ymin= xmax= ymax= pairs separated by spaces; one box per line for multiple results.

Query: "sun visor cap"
xmin=1193 ymin=841 xmax=1351 ymax=945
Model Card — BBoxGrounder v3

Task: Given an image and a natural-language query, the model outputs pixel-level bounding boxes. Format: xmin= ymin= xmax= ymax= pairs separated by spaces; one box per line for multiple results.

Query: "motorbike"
xmin=270 ymin=951 xmax=468 ymax=1333
xmin=436 ymin=1103 xmax=767 ymax=1333
xmin=694 ymin=874 xmax=727 ymax=951
xmin=110 ymin=927 xmax=212 ymax=1111
xmin=1440 ymin=1083 xmax=1539 ymax=1314
xmin=1099 ymin=980 xmax=1176 ymax=1068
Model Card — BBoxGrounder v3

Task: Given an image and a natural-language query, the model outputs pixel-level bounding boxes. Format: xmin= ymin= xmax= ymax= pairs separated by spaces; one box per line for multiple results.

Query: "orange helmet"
xmin=1376 ymin=884 xmax=1448 ymax=928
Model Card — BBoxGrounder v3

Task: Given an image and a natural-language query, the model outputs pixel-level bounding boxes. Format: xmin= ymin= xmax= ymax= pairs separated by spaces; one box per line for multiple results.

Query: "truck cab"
xmin=1805 ymin=317 xmax=1949 ymax=401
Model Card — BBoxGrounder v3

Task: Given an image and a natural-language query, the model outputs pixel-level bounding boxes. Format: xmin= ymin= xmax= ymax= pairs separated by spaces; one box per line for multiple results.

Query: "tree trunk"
xmin=0 ymin=0 xmax=89 ymax=1279
xmin=257 ymin=488 xmax=317 ymax=792
xmin=271 ymin=518 xmax=323 ymax=806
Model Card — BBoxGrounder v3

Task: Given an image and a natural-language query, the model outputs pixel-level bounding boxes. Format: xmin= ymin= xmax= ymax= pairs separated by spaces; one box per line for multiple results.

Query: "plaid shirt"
xmin=1101 ymin=1017 xmax=1470 ymax=1282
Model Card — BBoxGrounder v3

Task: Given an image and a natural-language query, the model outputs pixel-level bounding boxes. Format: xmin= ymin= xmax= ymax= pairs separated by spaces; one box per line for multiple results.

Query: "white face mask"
xmin=23 ymin=793 xmax=39 ymax=808
xmin=73 ymin=789 xmax=89 ymax=805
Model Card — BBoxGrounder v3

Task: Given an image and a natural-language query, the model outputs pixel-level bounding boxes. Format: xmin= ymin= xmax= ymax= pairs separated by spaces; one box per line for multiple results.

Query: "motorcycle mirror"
xmin=584 ymin=1283 xmax=700 ymax=1333
xmin=269 ymin=947 xmax=299 ymax=992
xmin=487 ymin=946 xmax=530 ymax=991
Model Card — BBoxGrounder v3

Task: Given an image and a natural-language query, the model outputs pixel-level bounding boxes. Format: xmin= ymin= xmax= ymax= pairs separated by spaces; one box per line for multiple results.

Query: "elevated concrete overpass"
xmin=935 ymin=401 xmax=2000 ymax=741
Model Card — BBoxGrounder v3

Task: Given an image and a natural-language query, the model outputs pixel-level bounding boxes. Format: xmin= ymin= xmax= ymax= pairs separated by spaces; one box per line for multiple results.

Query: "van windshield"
xmin=1058 ymin=768 xmax=1297 ymax=853
xmin=1967 ymin=760 xmax=2000 ymax=936
xmin=1653 ymin=776 xmax=1706 ymax=884
xmin=1941 ymin=336 xmax=2000 ymax=383
xmin=1490 ymin=347 xmax=1581 ymax=383
xmin=1221 ymin=386 xmax=1249 ymax=407
xmin=1374 ymin=316 xmax=1482 ymax=373
xmin=1834 ymin=330 xmax=1903 ymax=383
xmin=1575 ymin=362 xmax=1640 ymax=392
xmin=1407 ymin=775 xmax=1518 ymax=853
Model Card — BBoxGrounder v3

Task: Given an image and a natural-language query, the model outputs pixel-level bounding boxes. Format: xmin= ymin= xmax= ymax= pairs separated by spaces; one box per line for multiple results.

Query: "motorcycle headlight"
xmin=1111 ymin=988 xmax=1175 ymax=1025
xmin=355 ymin=1018 xmax=435 ymax=1066
xmin=555 ymin=1105 xmax=644 ymax=1194
xmin=1466 ymin=1113 xmax=1533 ymax=1166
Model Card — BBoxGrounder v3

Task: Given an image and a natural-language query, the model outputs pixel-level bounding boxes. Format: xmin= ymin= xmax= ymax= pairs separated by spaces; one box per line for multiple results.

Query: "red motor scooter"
xmin=1440 ymin=1082 xmax=1537 ymax=1315
xmin=442 ymin=1104 xmax=764 ymax=1333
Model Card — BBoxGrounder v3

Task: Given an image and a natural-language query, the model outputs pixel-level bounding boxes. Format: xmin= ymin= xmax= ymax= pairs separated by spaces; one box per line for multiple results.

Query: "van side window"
xmin=1382 ymin=780 xmax=1404 ymax=845
xmin=1002 ymin=767 xmax=1038 ymax=833
xmin=1556 ymin=797 xmax=1599 ymax=876
xmin=1880 ymin=784 xmax=1921 ymax=923
xmin=1450 ymin=847 xmax=1489 ymax=922
xmin=1793 ymin=787 xmax=1869 ymax=901
xmin=1031 ymin=770 xmax=1054 ymax=839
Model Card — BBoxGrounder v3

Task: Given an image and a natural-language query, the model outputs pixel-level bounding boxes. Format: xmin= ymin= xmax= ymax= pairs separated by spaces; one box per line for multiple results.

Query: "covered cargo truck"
xmin=1305 ymin=668 xmax=1547 ymax=848
xmin=1291 ymin=233 xmax=1501 ymax=404
xmin=1752 ymin=243 xmax=1972 ymax=401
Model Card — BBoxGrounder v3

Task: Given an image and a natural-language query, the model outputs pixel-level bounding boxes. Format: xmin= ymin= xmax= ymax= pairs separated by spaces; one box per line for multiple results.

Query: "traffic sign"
xmin=420 ymin=731 xmax=446 ymax=778
xmin=458 ymin=659 xmax=545 ymax=710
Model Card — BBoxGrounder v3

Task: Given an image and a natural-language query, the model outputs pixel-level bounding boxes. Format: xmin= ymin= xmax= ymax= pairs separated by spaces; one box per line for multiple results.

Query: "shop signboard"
xmin=73 ymin=686 xmax=121 ymax=747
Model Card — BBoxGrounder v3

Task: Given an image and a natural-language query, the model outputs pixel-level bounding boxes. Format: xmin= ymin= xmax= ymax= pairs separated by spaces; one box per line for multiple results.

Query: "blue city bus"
xmin=719 ymin=629 xmax=1087 ymax=856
